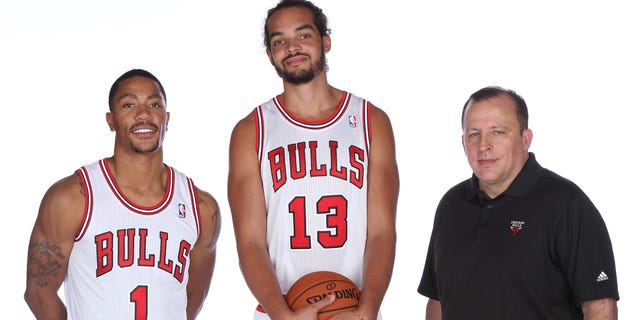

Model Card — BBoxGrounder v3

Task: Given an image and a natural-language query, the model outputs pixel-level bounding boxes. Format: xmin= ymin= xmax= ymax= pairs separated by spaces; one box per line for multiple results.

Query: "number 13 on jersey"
xmin=289 ymin=195 xmax=347 ymax=249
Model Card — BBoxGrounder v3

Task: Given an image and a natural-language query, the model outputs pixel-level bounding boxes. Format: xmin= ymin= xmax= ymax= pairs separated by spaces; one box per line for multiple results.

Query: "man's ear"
xmin=322 ymin=34 xmax=331 ymax=53
xmin=106 ymin=112 xmax=115 ymax=131
xmin=522 ymin=128 xmax=533 ymax=151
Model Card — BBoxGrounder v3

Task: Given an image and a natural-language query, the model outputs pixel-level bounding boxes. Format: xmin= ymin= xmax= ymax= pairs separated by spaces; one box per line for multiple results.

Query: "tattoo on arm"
xmin=27 ymin=241 xmax=65 ymax=287
xmin=79 ymin=182 xmax=86 ymax=197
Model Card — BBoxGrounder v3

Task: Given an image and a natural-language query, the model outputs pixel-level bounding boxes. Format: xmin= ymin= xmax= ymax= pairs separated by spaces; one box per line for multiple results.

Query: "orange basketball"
xmin=285 ymin=271 xmax=360 ymax=320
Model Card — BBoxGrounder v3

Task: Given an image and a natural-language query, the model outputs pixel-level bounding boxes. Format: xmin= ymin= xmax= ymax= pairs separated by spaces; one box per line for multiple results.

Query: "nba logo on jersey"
xmin=178 ymin=203 xmax=187 ymax=218
xmin=348 ymin=115 xmax=357 ymax=128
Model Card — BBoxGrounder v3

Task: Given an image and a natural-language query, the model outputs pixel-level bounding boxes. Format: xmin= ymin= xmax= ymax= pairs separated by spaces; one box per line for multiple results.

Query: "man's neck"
xmin=107 ymin=150 xmax=167 ymax=203
xmin=280 ymin=74 xmax=343 ymax=121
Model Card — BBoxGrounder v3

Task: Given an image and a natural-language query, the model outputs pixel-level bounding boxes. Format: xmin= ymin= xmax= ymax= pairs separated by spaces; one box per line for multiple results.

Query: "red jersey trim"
xmin=255 ymin=107 xmax=265 ymax=166
xmin=273 ymin=92 xmax=351 ymax=129
xmin=362 ymin=100 xmax=371 ymax=155
xmin=74 ymin=167 xmax=94 ymax=241
xmin=98 ymin=158 xmax=175 ymax=215
xmin=187 ymin=177 xmax=202 ymax=237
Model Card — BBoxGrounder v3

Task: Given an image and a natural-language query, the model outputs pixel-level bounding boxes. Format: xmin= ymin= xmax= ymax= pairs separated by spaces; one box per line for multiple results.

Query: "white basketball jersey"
xmin=64 ymin=159 xmax=201 ymax=320
xmin=256 ymin=92 xmax=370 ymax=293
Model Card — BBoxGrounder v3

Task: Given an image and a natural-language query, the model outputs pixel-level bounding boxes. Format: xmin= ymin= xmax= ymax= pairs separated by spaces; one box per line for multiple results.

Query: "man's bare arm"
xmin=25 ymin=173 xmax=86 ymax=319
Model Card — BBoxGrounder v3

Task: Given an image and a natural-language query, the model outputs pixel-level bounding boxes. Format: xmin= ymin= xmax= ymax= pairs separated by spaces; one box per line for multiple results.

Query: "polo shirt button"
xmin=487 ymin=204 xmax=494 ymax=209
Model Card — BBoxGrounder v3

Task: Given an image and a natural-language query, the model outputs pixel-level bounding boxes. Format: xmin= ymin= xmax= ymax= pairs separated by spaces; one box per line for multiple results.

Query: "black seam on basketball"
xmin=291 ymin=280 xmax=355 ymax=305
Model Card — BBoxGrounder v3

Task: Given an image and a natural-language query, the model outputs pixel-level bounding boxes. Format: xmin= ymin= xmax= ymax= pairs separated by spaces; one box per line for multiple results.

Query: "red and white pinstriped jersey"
xmin=64 ymin=159 xmax=201 ymax=320
xmin=256 ymin=92 xmax=371 ymax=294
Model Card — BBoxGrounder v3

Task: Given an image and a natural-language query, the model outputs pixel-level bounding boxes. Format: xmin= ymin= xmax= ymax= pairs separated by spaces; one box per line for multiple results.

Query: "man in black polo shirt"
xmin=418 ymin=86 xmax=619 ymax=319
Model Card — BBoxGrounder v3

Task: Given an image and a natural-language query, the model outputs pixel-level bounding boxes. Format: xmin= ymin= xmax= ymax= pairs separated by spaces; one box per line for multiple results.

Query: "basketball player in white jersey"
xmin=228 ymin=1 xmax=399 ymax=319
xmin=25 ymin=69 xmax=221 ymax=320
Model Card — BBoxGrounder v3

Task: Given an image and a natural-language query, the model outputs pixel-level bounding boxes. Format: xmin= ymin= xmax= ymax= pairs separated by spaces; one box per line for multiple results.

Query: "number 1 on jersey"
xmin=130 ymin=285 xmax=148 ymax=320
xmin=289 ymin=195 xmax=347 ymax=249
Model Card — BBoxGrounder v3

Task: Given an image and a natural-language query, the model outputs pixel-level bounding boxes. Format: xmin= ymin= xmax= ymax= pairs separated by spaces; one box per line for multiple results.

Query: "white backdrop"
xmin=2 ymin=0 xmax=638 ymax=318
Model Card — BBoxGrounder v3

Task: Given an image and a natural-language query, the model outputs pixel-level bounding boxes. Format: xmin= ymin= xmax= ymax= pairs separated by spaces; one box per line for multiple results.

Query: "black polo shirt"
xmin=418 ymin=153 xmax=618 ymax=319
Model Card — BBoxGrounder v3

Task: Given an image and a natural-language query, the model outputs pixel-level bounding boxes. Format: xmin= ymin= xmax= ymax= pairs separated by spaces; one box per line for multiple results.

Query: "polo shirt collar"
xmin=466 ymin=152 xmax=543 ymax=200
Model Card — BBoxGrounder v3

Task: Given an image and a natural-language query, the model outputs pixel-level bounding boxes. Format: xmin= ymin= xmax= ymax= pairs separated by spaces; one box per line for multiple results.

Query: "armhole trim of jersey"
xmin=362 ymin=100 xmax=372 ymax=155
xmin=74 ymin=167 xmax=93 ymax=241
xmin=255 ymin=106 xmax=265 ymax=165
xmin=187 ymin=177 xmax=202 ymax=237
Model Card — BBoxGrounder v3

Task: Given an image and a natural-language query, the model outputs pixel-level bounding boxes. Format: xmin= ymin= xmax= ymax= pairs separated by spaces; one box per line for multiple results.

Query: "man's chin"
xmin=282 ymin=70 xmax=316 ymax=85
xmin=130 ymin=142 xmax=162 ymax=154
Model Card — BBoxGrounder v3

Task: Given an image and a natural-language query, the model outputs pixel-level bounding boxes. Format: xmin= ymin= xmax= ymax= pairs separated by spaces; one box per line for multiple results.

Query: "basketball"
xmin=285 ymin=271 xmax=360 ymax=320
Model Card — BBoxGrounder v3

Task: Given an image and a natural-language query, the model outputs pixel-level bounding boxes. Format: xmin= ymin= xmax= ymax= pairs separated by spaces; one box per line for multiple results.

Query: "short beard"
xmin=130 ymin=140 xmax=162 ymax=154
xmin=274 ymin=52 xmax=327 ymax=85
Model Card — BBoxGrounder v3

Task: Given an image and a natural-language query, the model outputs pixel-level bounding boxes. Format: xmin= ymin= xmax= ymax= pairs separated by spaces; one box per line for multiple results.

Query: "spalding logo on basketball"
xmin=286 ymin=271 xmax=360 ymax=320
